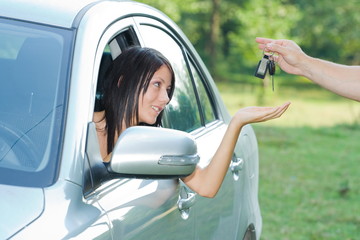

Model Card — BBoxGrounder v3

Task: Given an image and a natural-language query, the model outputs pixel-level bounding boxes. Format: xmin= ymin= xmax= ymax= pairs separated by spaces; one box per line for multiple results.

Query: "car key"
xmin=254 ymin=55 xmax=269 ymax=79
xmin=268 ymin=59 xmax=276 ymax=91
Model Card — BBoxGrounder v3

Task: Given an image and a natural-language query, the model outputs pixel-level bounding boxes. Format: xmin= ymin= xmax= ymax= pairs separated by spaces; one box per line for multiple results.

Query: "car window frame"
xmin=186 ymin=52 xmax=219 ymax=127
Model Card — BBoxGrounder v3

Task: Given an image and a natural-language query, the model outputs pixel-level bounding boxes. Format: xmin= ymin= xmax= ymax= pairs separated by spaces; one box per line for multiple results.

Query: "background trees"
xmin=138 ymin=0 xmax=360 ymax=81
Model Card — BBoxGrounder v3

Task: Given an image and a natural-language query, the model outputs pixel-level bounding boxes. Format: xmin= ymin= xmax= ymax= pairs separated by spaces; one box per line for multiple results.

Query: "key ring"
xmin=254 ymin=50 xmax=276 ymax=91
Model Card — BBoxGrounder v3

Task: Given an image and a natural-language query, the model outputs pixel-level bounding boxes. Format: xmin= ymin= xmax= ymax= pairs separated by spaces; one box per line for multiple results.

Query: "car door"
xmin=185 ymin=59 xmax=240 ymax=240
xmin=135 ymin=17 xmax=240 ymax=239
xmin=86 ymin=17 xmax=196 ymax=240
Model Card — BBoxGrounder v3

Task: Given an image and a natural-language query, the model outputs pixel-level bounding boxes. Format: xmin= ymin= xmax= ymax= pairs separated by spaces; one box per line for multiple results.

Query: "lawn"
xmin=216 ymin=77 xmax=360 ymax=240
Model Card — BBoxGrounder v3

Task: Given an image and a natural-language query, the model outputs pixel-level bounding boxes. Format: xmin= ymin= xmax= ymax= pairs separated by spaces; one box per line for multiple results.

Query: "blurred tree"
xmin=227 ymin=0 xmax=301 ymax=73
xmin=137 ymin=0 xmax=210 ymax=56
xmin=292 ymin=0 xmax=360 ymax=65
xmin=137 ymin=0 xmax=360 ymax=80
xmin=207 ymin=0 xmax=221 ymax=72
xmin=138 ymin=0 xmax=216 ymax=74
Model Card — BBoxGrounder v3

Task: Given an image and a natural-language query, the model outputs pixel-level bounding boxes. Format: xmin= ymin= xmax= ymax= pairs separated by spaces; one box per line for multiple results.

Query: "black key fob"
xmin=254 ymin=55 xmax=269 ymax=79
xmin=268 ymin=59 xmax=275 ymax=76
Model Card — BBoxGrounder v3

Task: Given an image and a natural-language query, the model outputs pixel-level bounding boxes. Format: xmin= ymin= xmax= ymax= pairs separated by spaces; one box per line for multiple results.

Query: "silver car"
xmin=0 ymin=0 xmax=261 ymax=239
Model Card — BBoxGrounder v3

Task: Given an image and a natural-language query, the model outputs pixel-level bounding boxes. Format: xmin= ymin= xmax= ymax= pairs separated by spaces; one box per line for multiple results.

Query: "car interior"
xmin=94 ymin=27 xmax=140 ymax=112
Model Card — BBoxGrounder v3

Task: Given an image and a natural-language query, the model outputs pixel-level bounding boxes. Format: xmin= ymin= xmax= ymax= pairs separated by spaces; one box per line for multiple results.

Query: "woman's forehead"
xmin=152 ymin=65 xmax=172 ymax=83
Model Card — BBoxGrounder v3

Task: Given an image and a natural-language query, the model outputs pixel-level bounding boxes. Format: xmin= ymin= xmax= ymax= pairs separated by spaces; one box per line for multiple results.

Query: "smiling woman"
xmin=93 ymin=46 xmax=175 ymax=162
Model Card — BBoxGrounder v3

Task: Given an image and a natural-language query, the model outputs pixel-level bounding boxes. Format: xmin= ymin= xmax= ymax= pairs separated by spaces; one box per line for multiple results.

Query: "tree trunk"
xmin=207 ymin=0 xmax=221 ymax=76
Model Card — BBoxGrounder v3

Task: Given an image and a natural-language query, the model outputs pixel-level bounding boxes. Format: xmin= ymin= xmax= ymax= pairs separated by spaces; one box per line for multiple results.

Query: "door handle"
xmin=230 ymin=155 xmax=244 ymax=181
xmin=177 ymin=192 xmax=196 ymax=220
xmin=230 ymin=157 xmax=244 ymax=172
xmin=178 ymin=192 xmax=196 ymax=210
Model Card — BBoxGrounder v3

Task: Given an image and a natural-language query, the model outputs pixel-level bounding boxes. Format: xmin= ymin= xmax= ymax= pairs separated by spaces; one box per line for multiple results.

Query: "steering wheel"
xmin=0 ymin=122 xmax=40 ymax=170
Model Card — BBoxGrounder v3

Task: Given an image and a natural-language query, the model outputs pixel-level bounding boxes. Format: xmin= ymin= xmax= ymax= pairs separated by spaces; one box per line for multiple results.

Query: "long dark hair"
xmin=102 ymin=46 xmax=175 ymax=154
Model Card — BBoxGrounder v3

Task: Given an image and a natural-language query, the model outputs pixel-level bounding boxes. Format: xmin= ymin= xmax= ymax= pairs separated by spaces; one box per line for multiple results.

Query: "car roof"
xmin=0 ymin=0 xmax=133 ymax=28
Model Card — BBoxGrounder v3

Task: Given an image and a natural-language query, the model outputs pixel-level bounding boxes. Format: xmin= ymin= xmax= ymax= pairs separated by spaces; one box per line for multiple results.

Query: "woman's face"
xmin=138 ymin=64 xmax=172 ymax=125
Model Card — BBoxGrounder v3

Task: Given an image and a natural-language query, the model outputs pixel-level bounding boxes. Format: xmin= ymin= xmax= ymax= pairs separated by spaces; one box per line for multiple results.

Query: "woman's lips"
xmin=151 ymin=105 xmax=163 ymax=114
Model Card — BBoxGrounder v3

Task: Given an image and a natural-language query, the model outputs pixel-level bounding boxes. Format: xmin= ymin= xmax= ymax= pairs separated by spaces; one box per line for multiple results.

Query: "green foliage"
xmin=292 ymin=0 xmax=360 ymax=65
xmin=229 ymin=0 xmax=301 ymax=69
xmin=137 ymin=0 xmax=360 ymax=81
xmin=137 ymin=0 xmax=182 ymax=21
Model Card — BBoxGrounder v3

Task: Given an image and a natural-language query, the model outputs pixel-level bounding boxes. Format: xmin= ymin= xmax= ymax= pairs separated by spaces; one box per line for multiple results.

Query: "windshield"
xmin=0 ymin=18 xmax=73 ymax=187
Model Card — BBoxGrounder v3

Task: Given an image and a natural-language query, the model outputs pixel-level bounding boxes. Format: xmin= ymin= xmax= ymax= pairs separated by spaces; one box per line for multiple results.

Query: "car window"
xmin=138 ymin=24 xmax=202 ymax=133
xmin=0 ymin=18 xmax=73 ymax=187
xmin=95 ymin=27 xmax=140 ymax=112
xmin=188 ymin=58 xmax=217 ymax=125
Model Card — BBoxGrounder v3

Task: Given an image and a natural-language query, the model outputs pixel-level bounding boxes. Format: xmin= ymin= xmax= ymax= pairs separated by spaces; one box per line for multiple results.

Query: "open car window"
xmin=138 ymin=23 xmax=202 ymax=133
xmin=95 ymin=27 xmax=140 ymax=112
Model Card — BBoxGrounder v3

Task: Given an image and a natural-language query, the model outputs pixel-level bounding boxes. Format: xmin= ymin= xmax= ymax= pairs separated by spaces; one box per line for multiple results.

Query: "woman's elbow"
xmin=196 ymin=188 xmax=219 ymax=198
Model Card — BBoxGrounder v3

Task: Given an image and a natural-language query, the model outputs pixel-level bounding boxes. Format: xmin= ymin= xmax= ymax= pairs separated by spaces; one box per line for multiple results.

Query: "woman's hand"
xmin=183 ymin=101 xmax=290 ymax=198
xmin=232 ymin=101 xmax=291 ymax=126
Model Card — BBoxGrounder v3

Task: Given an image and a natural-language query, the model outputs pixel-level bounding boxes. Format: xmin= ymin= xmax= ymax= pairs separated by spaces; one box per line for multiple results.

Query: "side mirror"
xmin=109 ymin=126 xmax=199 ymax=178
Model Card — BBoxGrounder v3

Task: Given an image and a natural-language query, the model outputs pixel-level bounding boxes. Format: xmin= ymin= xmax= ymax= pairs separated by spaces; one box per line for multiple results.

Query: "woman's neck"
xmin=93 ymin=111 xmax=106 ymax=131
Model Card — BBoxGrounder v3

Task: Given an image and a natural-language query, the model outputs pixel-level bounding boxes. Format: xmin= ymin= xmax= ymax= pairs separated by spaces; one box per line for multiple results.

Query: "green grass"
xmin=216 ymin=78 xmax=360 ymax=240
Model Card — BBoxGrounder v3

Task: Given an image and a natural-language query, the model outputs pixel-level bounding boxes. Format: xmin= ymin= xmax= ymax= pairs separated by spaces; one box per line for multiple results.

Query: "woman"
xmin=93 ymin=46 xmax=290 ymax=198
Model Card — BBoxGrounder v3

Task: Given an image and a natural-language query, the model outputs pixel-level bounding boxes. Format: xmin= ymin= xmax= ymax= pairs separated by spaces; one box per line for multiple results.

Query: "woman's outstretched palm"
xmin=233 ymin=101 xmax=291 ymax=126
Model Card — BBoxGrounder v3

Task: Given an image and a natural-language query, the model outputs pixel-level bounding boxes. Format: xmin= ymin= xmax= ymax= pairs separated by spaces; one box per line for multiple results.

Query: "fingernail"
xmin=266 ymin=43 xmax=273 ymax=49
xmin=264 ymin=44 xmax=272 ymax=52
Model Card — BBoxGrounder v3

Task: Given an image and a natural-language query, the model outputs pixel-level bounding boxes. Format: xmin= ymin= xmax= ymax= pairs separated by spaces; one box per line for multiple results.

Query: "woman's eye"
xmin=153 ymin=82 xmax=160 ymax=87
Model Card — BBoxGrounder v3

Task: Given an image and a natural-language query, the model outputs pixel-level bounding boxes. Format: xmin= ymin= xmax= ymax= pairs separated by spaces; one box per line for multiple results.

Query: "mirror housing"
xmin=108 ymin=126 xmax=199 ymax=178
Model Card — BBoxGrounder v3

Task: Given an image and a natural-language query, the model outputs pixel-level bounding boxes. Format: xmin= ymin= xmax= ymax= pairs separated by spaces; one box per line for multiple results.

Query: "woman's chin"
xmin=139 ymin=118 xmax=157 ymax=126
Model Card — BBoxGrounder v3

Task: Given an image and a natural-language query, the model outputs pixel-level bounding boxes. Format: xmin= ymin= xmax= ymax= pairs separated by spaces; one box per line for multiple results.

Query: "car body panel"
xmin=94 ymin=178 xmax=195 ymax=239
xmin=0 ymin=185 xmax=44 ymax=239
xmin=11 ymin=180 xmax=111 ymax=239
xmin=193 ymin=123 xmax=238 ymax=239
xmin=0 ymin=0 xmax=262 ymax=239
xmin=0 ymin=0 xmax=103 ymax=28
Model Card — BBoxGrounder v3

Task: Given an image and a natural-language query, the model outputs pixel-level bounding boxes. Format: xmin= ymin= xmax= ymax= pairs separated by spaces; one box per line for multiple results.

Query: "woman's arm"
xmin=256 ymin=37 xmax=360 ymax=101
xmin=181 ymin=102 xmax=291 ymax=198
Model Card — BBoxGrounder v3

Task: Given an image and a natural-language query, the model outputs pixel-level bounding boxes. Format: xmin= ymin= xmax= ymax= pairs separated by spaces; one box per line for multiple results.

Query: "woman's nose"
xmin=159 ymin=88 xmax=170 ymax=103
